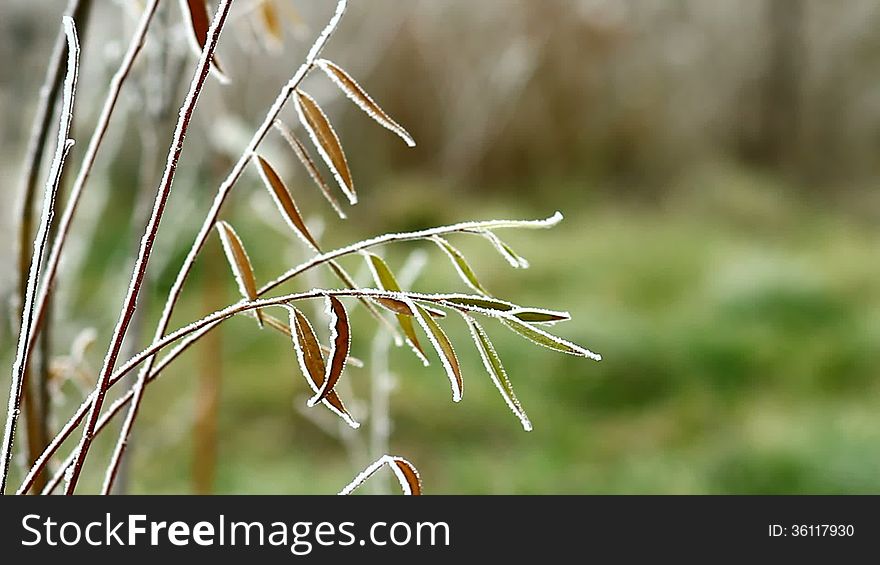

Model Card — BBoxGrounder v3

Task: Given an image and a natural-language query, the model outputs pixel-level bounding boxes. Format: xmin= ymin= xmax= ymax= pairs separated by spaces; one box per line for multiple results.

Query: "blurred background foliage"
xmin=2 ymin=0 xmax=880 ymax=493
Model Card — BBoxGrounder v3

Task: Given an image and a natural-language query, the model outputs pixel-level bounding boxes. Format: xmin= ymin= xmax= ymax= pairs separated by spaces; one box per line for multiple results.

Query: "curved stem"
xmin=102 ymin=0 xmax=349 ymax=495
xmin=258 ymin=213 xmax=563 ymax=296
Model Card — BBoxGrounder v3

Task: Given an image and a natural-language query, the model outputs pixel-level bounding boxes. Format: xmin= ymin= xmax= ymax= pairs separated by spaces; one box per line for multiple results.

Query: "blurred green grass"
xmin=5 ymin=169 xmax=880 ymax=494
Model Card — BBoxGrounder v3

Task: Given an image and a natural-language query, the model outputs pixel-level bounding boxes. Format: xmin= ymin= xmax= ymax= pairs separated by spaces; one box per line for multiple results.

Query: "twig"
xmin=25 ymin=0 xmax=162 ymax=363
xmin=0 ymin=17 xmax=80 ymax=495
xmin=63 ymin=0 xmax=235 ymax=495
xmin=102 ymin=0 xmax=349 ymax=495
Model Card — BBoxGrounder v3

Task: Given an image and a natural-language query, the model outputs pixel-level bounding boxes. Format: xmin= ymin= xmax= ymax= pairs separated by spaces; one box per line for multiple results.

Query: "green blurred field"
xmin=8 ymin=164 xmax=870 ymax=495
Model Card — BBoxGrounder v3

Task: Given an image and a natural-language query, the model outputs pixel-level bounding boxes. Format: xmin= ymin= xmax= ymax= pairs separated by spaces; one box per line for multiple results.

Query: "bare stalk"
xmin=1 ymin=18 xmax=80 ymax=495
xmin=25 ymin=0 xmax=161 ymax=361
xmin=102 ymin=0 xmax=350 ymax=494
xmin=14 ymin=0 xmax=91 ymax=495
xmin=63 ymin=0 xmax=235 ymax=494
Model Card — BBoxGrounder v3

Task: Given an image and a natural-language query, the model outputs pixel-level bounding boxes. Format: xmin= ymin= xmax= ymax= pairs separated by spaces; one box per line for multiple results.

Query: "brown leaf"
xmin=287 ymin=306 xmax=359 ymax=428
xmin=339 ymin=455 xmax=422 ymax=495
xmin=274 ymin=120 xmax=345 ymax=219
xmin=215 ymin=221 xmax=263 ymax=327
xmin=263 ymin=312 xmax=363 ymax=368
xmin=179 ymin=0 xmax=229 ymax=83
xmin=293 ymin=89 xmax=355 ymax=204
xmin=316 ymin=59 xmax=415 ymax=147
xmin=253 ymin=154 xmax=320 ymax=249
xmin=308 ymin=296 xmax=350 ymax=406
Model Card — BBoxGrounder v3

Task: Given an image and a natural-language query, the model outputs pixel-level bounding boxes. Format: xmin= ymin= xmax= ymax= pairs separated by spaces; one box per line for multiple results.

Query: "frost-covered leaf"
xmin=480 ymin=230 xmax=529 ymax=268
xmin=287 ymin=306 xmax=359 ymax=428
xmin=293 ymin=89 xmax=355 ymax=204
xmin=438 ymin=295 xmax=570 ymax=323
xmin=338 ymin=455 xmax=422 ymax=496
xmin=273 ymin=120 xmax=345 ymax=219
xmin=263 ymin=312 xmax=363 ymax=367
xmin=501 ymin=316 xmax=601 ymax=360
xmin=463 ymin=315 xmax=531 ymax=431
xmin=316 ymin=59 xmax=415 ymax=147
xmin=406 ymin=298 xmax=463 ymax=402
xmin=431 ymin=236 xmax=489 ymax=295
xmin=215 ymin=221 xmax=263 ymax=327
xmin=308 ymin=296 xmax=350 ymax=406
xmin=253 ymin=154 xmax=320 ymax=249
xmin=364 ymin=253 xmax=427 ymax=364
xmin=178 ymin=0 xmax=228 ymax=83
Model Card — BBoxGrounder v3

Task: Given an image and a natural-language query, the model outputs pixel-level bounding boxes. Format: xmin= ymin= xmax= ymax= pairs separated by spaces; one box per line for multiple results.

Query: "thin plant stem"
xmin=26 ymin=0 xmax=162 ymax=361
xmin=102 ymin=0 xmax=349 ymax=495
xmin=64 ymin=0 xmax=235 ymax=495
xmin=0 ymin=17 xmax=80 ymax=495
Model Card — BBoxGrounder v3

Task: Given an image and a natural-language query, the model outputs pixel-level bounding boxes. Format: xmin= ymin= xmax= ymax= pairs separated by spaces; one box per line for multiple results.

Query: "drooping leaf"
xmin=501 ymin=315 xmax=601 ymax=360
xmin=338 ymin=455 xmax=422 ymax=496
xmin=308 ymin=296 xmax=351 ymax=406
xmin=273 ymin=120 xmax=345 ymax=219
xmin=215 ymin=221 xmax=263 ymax=327
xmin=179 ymin=0 xmax=229 ymax=83
xmin=406 ymin=298 xmax=463 ymax=402
xmin=463 ymin=315 xmax=531 ymax=431
xmin=431 ymin=236 xmax=489 ymax=295
xmin=480 ymin=230 xmax=529 ymax=268
xmin=364 ymin=253 xmax=427 ymax=365
xmin=263 ymin=312 xmax=362 ymax=367
xmin=293 ymin=89 xmax=355 ymax=204
xmin=287 ymin=306 xmax=359 ymax=428
xmin=253 ymin=154 xmax=320 ymax=249
xmin=316 ymin=59 xmax=416 ymax=147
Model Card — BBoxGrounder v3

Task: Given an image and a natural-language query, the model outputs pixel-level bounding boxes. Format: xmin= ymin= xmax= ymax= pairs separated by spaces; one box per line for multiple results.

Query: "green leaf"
xmin=364 ymin=253 xmax=429 ymax=365
xmin=463 ymin=315 xmax=531 ymax=431
xmin=501 ymin=316 xmax=601 ymax=360
xmin=431 ymin=236 xmax=489 ymax=295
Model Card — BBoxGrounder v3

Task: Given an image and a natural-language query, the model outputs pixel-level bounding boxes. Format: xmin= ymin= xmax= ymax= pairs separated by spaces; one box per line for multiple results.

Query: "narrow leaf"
xmin=274 ymin=120 xmax=345 ymax=219
xmin=253 ymin=154 xmax=320 ymax=249
xmin=316 ymin=59 xmax=416 ymax=147
xmin=179 ymin=0 xmax=229 ymax=83
xmin=215 ymin=221 xmax=263 ymax=327
xmin=431 ymin=236 xmax=489 ymax=295
xmin=287 ymin=306 xmax=359 ymax=428
xmin=405 ymin=298 xmax=463 ymax=402
xmin=501 ymin=316 xmax=601 ymax=361
xmin=438 ymin=295 xmax=569 ymax=323
xmin=308 ymin=296 xmax=351 ymax=406
xmin=293 ymin=89 xmax=355 ymax=204
xmin=338 ymin=455 xmax=422 ymax=496
xmin=364 ymin=253 xmax=428 ymax=365
xmin=463 ymin=315 xmax=531 ymax=431
xmin=481 ymin=230 xmax=529 ymax=268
